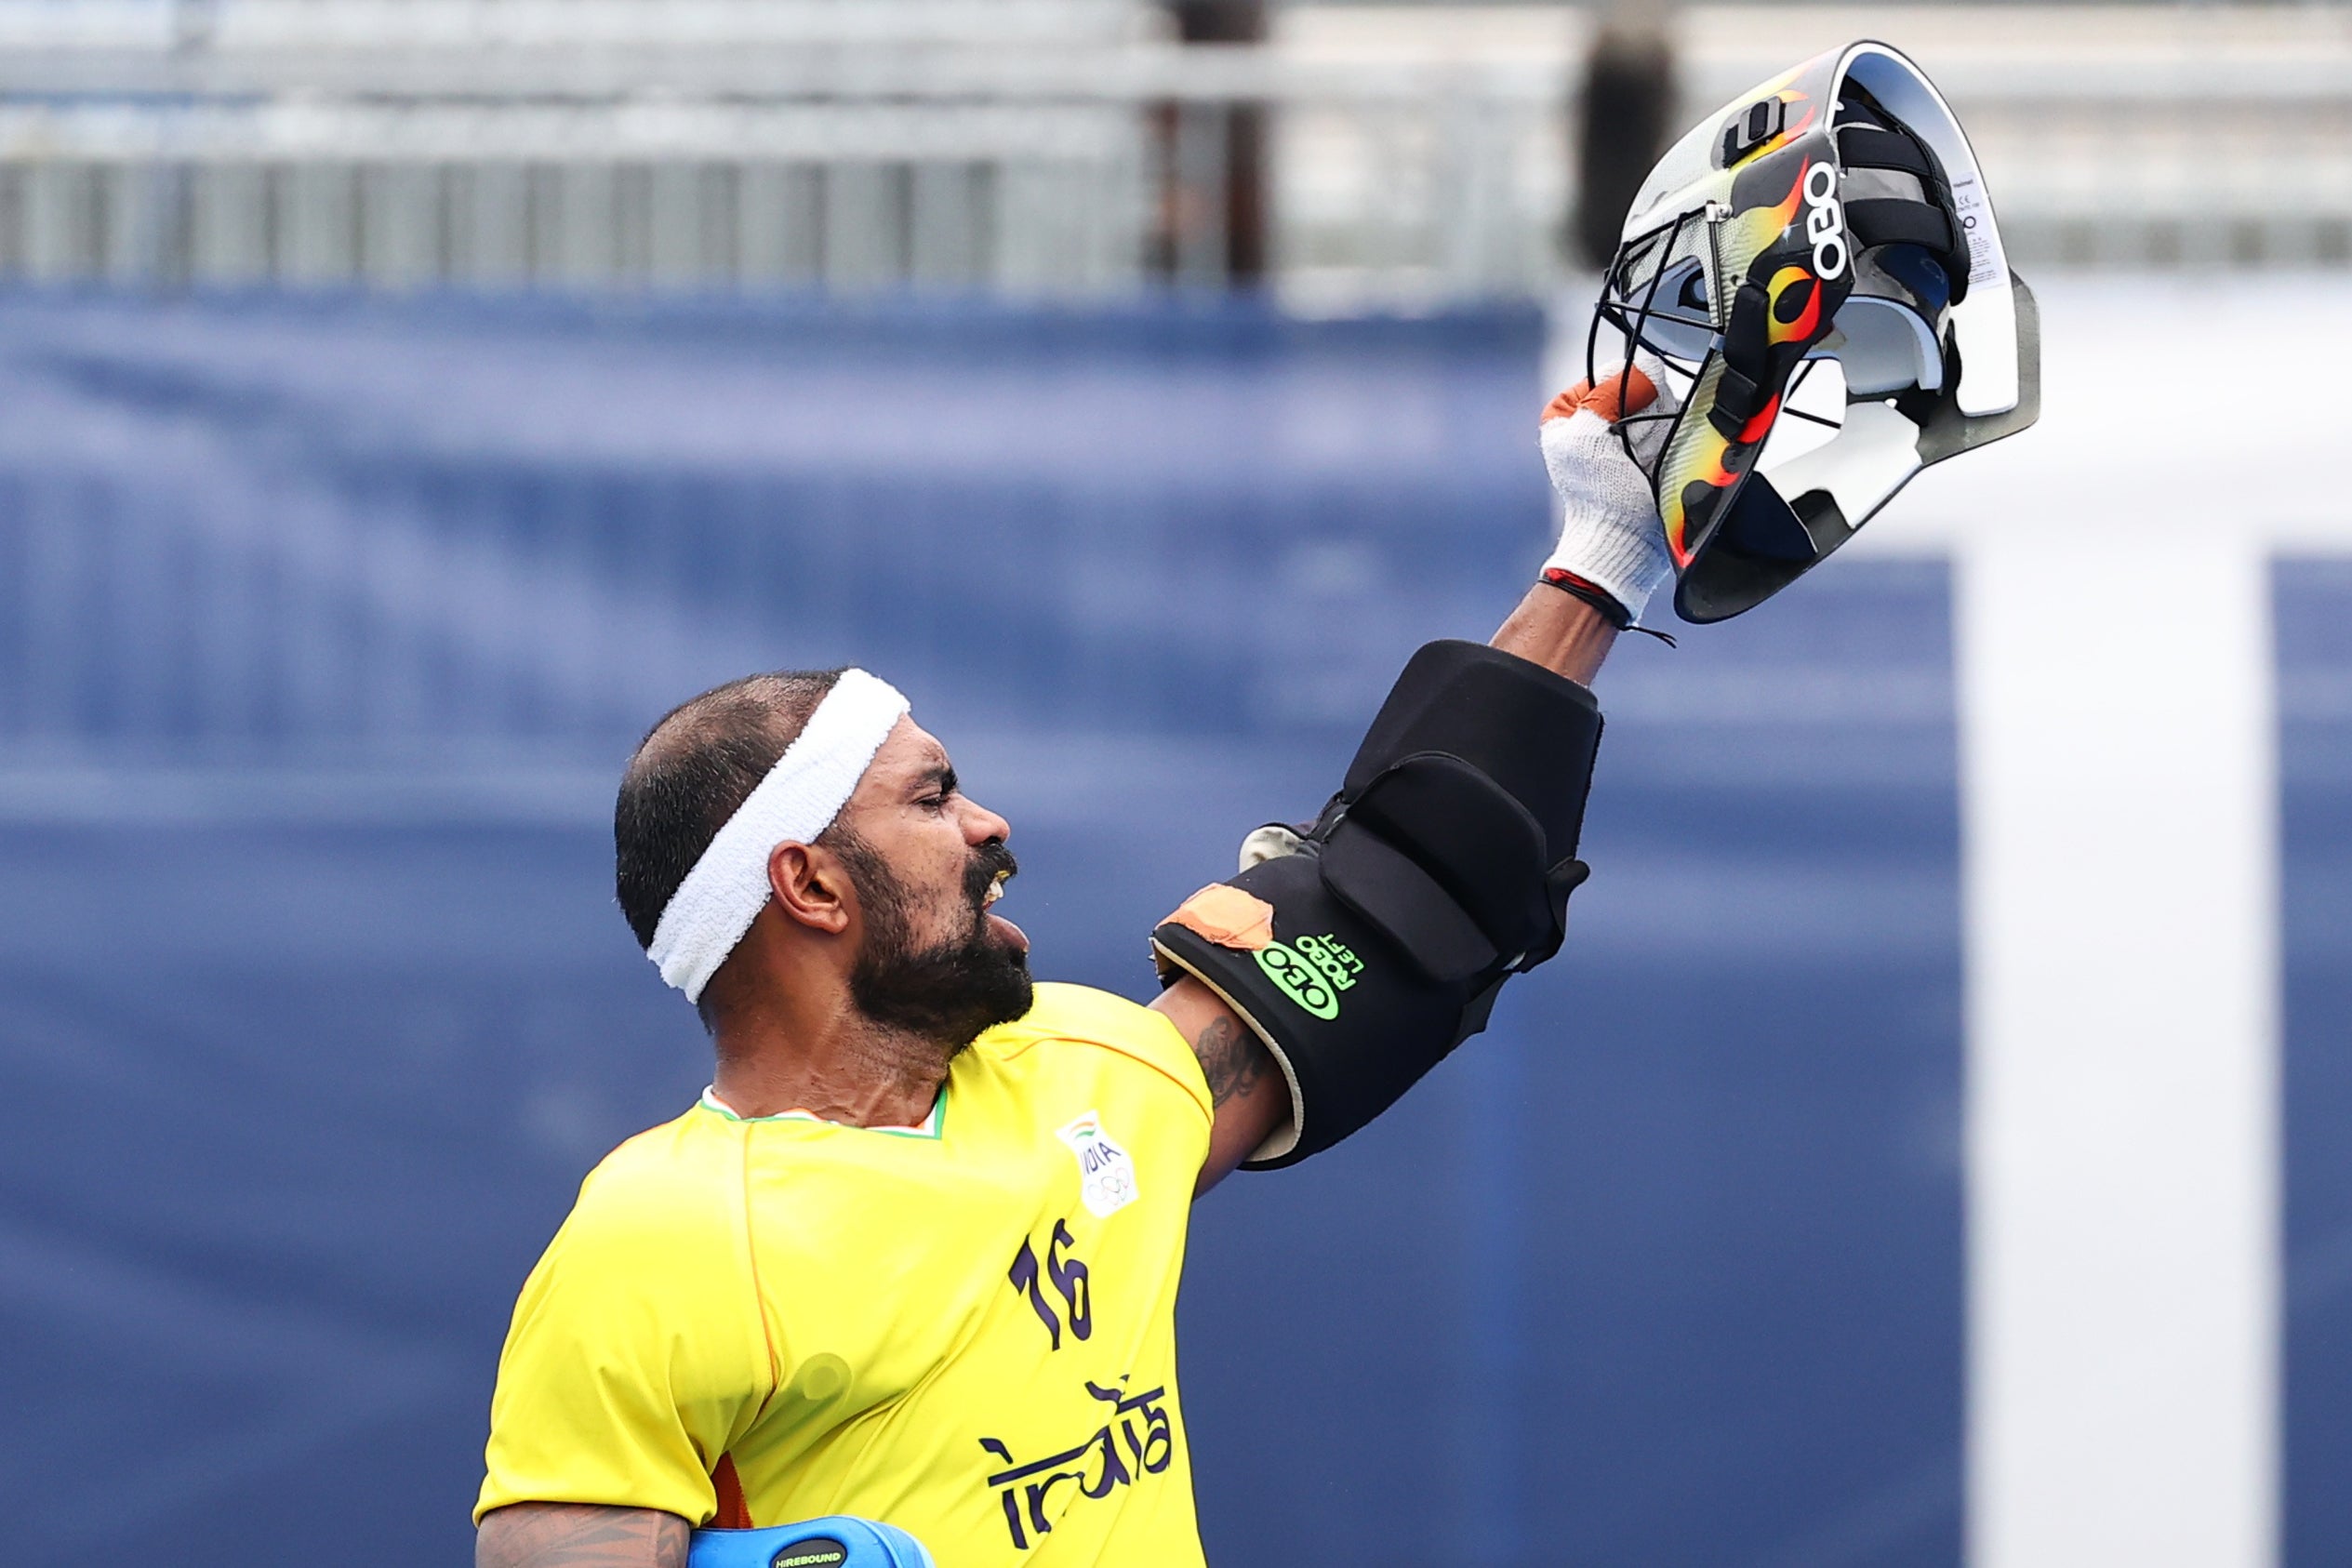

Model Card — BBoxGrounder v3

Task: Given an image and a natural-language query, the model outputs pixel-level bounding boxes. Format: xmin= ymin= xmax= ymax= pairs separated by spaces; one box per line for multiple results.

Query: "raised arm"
xmin=1491 ymin=580 xmax=1618 ymax=687
xmin=1166 ymin=587 xmax=1622 ymax=1195
xmin=476 ymin=1502 xmax=689 ymax=1568
xmin=1161 ymin=363 xmax=1667 ymax=1194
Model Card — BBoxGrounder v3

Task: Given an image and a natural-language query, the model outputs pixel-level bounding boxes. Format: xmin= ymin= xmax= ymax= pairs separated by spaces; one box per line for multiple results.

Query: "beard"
xmin=831 ymin=831 xmax=1032 ymax=1056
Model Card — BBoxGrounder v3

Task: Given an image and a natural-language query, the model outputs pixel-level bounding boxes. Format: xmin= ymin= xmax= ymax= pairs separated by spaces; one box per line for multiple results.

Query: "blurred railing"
xmin=0 ymin=2 xmax=2342 ymax=301
xmin=1680 ymin=5 xmax=2352 ymax=272
xmin=0 ymin=0 xmax=1166 ymax=295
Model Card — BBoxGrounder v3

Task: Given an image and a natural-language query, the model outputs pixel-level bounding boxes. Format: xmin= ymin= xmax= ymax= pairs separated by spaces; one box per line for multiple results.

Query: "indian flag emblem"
xmin=1056 ymin=1111 xmax=1139 ymax=1217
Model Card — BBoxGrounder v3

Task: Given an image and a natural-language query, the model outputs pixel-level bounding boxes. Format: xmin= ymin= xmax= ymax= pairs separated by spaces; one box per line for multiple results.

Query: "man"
xmin=473 ymin=364 xmax=1673 ymax=1567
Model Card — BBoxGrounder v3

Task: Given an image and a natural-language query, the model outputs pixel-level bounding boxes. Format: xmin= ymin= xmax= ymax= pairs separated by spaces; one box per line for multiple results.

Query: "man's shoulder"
xmin=556 ymin=1109 xmax=744 ymax=1257
xmin=493 ymin=1109 xmax=766 ymax=1441
xmin=982 ymin=982 xmax=1211 ymax=1120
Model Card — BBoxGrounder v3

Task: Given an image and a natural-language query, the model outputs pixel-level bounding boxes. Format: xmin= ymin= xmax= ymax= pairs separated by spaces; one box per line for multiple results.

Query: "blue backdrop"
xmin=2279 ymin=562 xmax=2352 ymax=1568
xmin=0 ymin=293 xmax=1966 ymax=1567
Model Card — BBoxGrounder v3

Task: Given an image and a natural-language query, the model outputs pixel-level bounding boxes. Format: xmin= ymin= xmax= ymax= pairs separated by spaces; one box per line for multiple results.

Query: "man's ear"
xmin=769 ymin=841 xmax=854 ymax=934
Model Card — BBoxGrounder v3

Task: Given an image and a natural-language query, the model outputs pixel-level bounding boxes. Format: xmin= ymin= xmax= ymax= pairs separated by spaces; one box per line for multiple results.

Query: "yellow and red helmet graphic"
xmin=1651 ymin=152 xmax=1846 ymax=566
xmin=1658 ymin=382 xmax=1739 ymax=566
xmin=1716 ymin=155 xmax=1814 ymax=304
xmin=1761 ymin=264 xmax=1826 ymax=347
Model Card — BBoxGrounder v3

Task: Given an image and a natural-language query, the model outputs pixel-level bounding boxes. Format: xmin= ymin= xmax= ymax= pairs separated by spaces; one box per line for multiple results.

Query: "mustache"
xmin=963 ymin=840 xmax=1018 ymax=910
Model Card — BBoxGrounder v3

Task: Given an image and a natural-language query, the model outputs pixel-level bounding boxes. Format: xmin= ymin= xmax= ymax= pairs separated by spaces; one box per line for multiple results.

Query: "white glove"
xmin=1538 ymin=352 xmax=1681 ymax=623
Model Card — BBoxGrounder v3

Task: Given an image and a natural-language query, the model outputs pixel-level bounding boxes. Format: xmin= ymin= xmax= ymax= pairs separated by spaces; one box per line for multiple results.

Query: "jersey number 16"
xmin=1007 ymin=1220 xmax=1092 ymax=1349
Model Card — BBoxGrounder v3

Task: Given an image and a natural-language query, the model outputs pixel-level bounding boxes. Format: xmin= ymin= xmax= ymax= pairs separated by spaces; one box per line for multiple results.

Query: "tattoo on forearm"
xmin=476 ymin=1504 xmax=689 ymax=1568
xmin=1193 ymin=1013 xmax=1272 ymax=1108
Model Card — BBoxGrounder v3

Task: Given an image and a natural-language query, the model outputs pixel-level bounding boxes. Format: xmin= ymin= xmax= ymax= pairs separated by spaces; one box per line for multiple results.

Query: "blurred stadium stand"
xmin=0 ymin=3 xmax=2339 ymax=301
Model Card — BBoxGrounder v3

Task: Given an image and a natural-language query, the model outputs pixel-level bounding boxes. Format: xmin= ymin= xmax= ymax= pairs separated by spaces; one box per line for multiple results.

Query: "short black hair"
xmin=613 ymin=669 xmax=848 ymax=951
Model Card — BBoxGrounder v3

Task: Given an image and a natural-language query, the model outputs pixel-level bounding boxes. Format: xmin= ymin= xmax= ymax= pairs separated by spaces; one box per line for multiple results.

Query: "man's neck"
xmin=710 ymin=1007 xmax=952 ymax=1130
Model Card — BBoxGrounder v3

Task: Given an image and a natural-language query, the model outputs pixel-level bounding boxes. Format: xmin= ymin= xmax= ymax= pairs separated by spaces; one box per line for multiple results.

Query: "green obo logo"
xmin=1254 ymin=934 xmax=1363 ymax=1020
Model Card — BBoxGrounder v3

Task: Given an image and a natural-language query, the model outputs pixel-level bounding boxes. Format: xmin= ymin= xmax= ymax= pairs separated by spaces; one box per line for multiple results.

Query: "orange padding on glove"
xmin=1162 ymin=884 xmax=1275 ymax=951
xmin=1541 ymin=365 xmax=1660 ymax=425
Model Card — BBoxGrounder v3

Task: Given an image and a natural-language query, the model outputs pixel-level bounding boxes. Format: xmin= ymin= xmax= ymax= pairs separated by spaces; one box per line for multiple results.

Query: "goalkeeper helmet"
xmin=1591 ymin=40 xmax=2040 ymax=623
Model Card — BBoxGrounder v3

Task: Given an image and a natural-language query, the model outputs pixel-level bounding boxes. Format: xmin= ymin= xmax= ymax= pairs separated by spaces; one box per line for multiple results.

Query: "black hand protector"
xmin=1150 ymin=642 xmax=1601 ymax=1169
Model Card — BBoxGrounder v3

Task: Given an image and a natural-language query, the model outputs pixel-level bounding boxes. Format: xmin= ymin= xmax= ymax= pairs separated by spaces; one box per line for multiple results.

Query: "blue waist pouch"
xmin=686 ymin=1517 xmax=936 ymax=1568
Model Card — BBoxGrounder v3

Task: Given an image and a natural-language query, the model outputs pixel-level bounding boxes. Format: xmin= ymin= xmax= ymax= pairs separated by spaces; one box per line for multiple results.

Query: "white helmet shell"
xmin=1592 ymin=40 xmax=2040 ymax=622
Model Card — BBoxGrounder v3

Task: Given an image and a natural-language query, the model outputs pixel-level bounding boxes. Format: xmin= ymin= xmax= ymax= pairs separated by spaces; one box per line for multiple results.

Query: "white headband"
xmin=647 ymin=668 xmax=910 ymax=1002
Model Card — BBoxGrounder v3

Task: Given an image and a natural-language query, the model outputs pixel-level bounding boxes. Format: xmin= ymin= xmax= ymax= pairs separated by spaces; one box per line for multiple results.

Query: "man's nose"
xmin=961 ymin=798 xmax=1012 ymax=846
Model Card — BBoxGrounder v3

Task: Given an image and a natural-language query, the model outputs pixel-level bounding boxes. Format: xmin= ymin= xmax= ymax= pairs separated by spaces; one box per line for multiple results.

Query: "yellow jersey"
xmin=476 ymin=982 xmax=1215 ymax=1567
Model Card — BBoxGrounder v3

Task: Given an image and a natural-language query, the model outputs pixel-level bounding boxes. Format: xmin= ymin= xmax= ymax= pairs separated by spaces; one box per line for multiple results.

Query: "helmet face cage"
xmin=1587 ymin=209 xmax=1714 ymax=464
xmin=1587 ymin=180 xmax=1849 ymax=567
xmin=1588 ymin=40 xmax=2040 ymax=623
